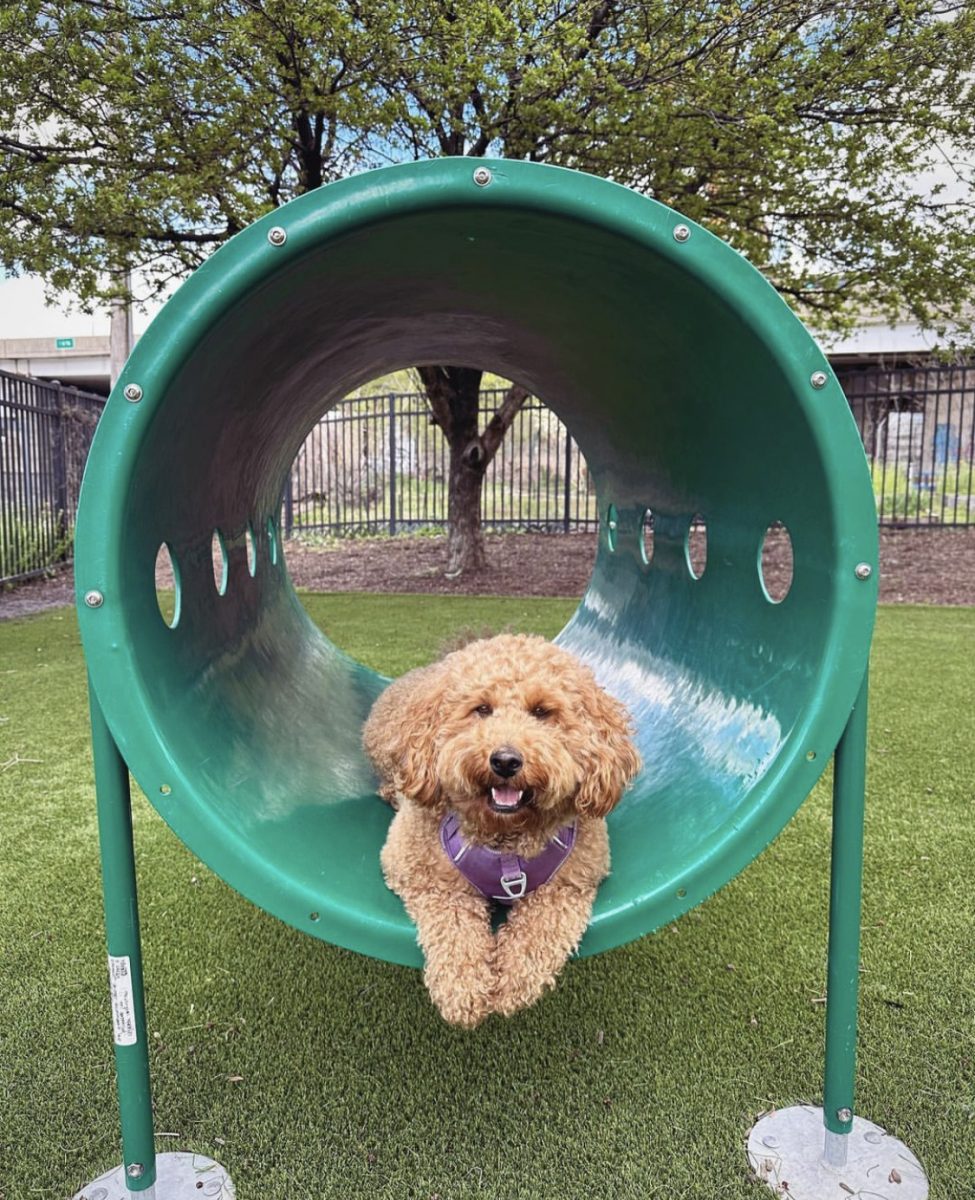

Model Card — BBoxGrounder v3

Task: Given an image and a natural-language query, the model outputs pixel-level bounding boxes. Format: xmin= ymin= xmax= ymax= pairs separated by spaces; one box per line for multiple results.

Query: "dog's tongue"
xmin=491 ymin=786 xmax=523 ymax=809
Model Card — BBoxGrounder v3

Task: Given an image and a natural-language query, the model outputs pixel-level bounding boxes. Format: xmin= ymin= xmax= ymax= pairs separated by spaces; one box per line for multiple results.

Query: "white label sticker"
xmin=108 ymin=954 xmax=138 ymax=1046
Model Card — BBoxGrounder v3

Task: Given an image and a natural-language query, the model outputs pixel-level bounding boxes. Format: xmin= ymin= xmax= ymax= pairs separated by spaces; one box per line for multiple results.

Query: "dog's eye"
xmin=530 ymin=705 xmax=553 ymax=720
xmin=472 ymin=703 xmax=493 ymax=718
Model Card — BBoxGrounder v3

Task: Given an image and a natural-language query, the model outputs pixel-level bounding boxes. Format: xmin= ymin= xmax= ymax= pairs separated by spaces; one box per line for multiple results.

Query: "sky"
xmin=0 ymin=272 xmax=160 ymax=340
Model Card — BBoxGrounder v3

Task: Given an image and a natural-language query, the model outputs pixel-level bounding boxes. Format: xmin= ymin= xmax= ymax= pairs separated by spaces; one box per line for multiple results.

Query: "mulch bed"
xmin=1 ymin=528 xmax=973 ymax=620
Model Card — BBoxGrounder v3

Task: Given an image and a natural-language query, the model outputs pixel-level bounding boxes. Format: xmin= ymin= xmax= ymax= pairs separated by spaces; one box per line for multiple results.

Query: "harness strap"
xmin=439 ymin=812 xmax=577 ymax=905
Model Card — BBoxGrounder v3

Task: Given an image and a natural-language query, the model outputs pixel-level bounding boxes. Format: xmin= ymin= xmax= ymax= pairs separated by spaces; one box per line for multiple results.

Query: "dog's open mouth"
xmin=489 ymin=785 xmax=532 ymax=813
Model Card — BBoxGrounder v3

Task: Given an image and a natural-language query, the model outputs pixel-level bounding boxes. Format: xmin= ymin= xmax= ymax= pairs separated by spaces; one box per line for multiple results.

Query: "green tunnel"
xmin=76 ymin=158 xmax=878 ymax=967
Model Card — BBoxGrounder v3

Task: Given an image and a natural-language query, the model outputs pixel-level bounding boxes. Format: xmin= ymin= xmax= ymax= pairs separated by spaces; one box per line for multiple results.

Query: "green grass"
xmin=1 ymin=599 xmax=973 ymax=1199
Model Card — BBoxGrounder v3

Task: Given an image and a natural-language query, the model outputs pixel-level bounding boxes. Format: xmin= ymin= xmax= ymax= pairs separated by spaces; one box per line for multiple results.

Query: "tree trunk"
xmin=417 ymin=364 xmax=530 ymax=579
xmin=445 ymin=444 xmax=488 ymax=576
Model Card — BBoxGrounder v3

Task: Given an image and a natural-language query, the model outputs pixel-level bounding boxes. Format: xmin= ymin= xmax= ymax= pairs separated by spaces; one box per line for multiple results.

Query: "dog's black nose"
xmin=490 ymin=747 xmax=523 ymax=778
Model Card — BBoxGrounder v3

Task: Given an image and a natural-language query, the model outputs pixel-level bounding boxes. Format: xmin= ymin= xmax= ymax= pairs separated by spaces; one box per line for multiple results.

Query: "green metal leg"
xmin=748 ymin=667 xmax=927 ymax=1193
xmin=822 ymin=668 xmax=869 ymax=1166
xmin=89 ymin=685 xmax=157 ymax=1193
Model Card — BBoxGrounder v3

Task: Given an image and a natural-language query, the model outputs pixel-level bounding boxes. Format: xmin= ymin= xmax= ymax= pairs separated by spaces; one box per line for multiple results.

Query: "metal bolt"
xmin=123 ymin=383 xmax=143 ymax=403
xmin=267 ymin=225 xmax=287 ymax=246
xmin=855 ymin=562 xmax=873 ymax=581
xmin=473 ymin=166 xmax=492 ymax=187
xmin=837 ymin=1107 xmax=853 ymax=1124
xmin=84 ymin=590 xmax=104 ymax=609
xmin=810 ymin=370 xmax=828 ymax=389
xmin=126 ymin=1163 xmax=145 ymax=1179
xmin=673 ymin=224 xmax=691 ymax=243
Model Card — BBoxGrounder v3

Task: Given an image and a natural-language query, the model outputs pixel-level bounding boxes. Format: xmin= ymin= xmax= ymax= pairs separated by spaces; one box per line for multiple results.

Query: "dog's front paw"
xmin=491 ymin=964 xmax=557 ymax=1018
xmin=425 ymin=960 xmax=495 ymax=1028
xmin=490 ymin=888 xmax=589 ymax=1017
xmin=492 ymin=926 xmax=562 ymax=1017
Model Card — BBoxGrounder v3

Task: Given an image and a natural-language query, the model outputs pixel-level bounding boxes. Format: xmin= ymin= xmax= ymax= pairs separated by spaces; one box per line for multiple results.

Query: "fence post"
xmin=284 ymin=471 xmax=294 ymax=537
xmin=563 ymin=427 xmax=572 ymax=533
xmin=52 ymin=384 xmax=70 ymax=555
xmin=388 ymin=393 xmax=397 ymax=536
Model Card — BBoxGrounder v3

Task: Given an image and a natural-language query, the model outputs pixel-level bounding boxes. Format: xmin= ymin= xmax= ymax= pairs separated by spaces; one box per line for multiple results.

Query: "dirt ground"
xmin=2 ymin=527 xmax=973 ymax=620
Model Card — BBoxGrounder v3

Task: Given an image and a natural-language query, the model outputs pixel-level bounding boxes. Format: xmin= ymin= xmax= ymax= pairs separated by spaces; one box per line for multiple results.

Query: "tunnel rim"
xmin=75 ymin=157 xmax=878 ymax=966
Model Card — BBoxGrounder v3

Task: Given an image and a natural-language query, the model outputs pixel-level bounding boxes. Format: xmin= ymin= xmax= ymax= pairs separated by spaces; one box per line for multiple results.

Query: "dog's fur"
xmin=363 ymin=633 xmax=641 ymax=1027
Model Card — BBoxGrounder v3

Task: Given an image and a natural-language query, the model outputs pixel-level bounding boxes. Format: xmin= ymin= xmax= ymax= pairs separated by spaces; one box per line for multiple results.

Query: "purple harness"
xmin=439 ymin=811 xmax=577 ymax=905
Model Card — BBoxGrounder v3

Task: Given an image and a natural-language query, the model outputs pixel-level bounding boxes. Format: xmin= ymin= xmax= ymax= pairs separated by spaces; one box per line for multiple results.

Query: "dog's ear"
xmin=363 ymin=663 xmax=445 ymax=807
xmin=574 ymin=680 xmax=641 ymax=819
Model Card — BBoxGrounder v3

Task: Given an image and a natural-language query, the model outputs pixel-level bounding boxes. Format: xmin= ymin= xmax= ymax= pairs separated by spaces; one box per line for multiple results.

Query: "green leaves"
xmin=1 ymin=1 xmax=973 ymax=335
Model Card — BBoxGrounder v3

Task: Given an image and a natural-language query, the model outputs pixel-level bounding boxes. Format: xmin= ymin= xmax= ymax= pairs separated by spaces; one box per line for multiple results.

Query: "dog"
xmin=363 ymin=633 xmax=641 ymax=1028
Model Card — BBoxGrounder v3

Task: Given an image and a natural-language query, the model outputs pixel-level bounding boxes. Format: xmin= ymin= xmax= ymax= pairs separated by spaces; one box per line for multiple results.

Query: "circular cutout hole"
xmin=760 ymin=522 xmax=795 ymax=603
xmin=267 ymin=516 xmax=279 ymax=566
xmin=606 ymin=503 xmax=618 ymax=552
xmin=309 ymin=911 xmax=320 ymax=923
xmin=245 ymin=523 xmax=258 ymax=577
xmin=211 ymin=530 xmax=229 ymax=595
xmin=641 ymin=509 xmax=655 ymax=566
xmin=154 ymin=543 xmax=181 ymax=628
xmin=686 ymin=514 xmax=708 ymax=579
xmin=676 ymin=886 xmax=686 ymax=899
xmin=267 ymin=372 xmax=599 ymax=655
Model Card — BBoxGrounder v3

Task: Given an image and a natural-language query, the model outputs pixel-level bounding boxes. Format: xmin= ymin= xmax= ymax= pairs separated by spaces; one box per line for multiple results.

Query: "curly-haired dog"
xmin=363 ymin=633 xmax=641 ymax=1028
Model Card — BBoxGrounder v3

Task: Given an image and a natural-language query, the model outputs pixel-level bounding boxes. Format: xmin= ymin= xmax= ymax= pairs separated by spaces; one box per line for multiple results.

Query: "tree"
xmin=3 ymin=1 xmax=974 ymax=573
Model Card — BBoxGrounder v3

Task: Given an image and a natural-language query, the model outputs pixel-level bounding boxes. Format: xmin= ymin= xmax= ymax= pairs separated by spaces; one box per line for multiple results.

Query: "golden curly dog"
xmin=363 ymin=633 xmax=641 ymax=1028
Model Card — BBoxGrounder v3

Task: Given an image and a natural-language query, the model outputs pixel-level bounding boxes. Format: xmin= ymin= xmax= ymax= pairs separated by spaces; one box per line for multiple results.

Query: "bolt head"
xmin=84 ymin=590 xmax=104 ymax=609
xmin=473 ymin=166 xmax=492 ymax=187
xmin=837 ymin=1107 xmax=853 ymax=1124
xmin=673 ymin=224 xmax=691 ymax=243
xmin=126 ymin=1163 xmax=145 ymax=1179
xmin=855 ymin=562 xmax=873 ymax=580
xmin=123 ymin=383 xmax=143 ymax=403
xmin=267 ymin=225 xmax=287 ymax=246
xmin=810 ymin=370 xmax=828 ymax=389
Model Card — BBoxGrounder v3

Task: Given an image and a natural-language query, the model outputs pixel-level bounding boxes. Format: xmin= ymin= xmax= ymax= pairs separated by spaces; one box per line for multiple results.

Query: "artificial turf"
xmin=0 ymin=597 xmax=972 ymax=1199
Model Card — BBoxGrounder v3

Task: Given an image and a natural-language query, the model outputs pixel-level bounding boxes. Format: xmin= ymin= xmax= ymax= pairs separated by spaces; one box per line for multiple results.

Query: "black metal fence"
xmin=835 ymin=362 xmax=975 ymax=526
xmin=284 ymin=389 xmax=597 ymax=537
xmin=286 ymin=365 xmax=975 ymax=537
xmin=2 ymin=361 xmax=973 ymax=584
xmin=0 ymin=370 xmax=105 ymax=584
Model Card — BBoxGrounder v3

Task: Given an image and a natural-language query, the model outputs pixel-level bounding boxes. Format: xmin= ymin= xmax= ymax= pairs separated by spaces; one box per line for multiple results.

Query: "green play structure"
xmin=73 ymin=159 xmax=925 ymax=1198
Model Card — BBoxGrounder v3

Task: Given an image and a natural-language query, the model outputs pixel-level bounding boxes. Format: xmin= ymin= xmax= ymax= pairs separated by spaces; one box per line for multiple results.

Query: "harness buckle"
xmin=499 ymin=871 xmax=528 ymax=900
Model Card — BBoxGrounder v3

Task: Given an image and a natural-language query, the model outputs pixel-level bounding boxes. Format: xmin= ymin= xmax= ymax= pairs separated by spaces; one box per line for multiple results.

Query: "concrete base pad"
xmin=747 ymin=1105 xmax=927 ymax=1199
xmin=71 ymin=1152 xmax=234 ymax=1200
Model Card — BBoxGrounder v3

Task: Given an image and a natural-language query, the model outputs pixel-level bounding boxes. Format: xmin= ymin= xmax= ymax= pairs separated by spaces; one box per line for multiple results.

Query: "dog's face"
xmin=382 ymin=634 xmax=641 ymax=840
